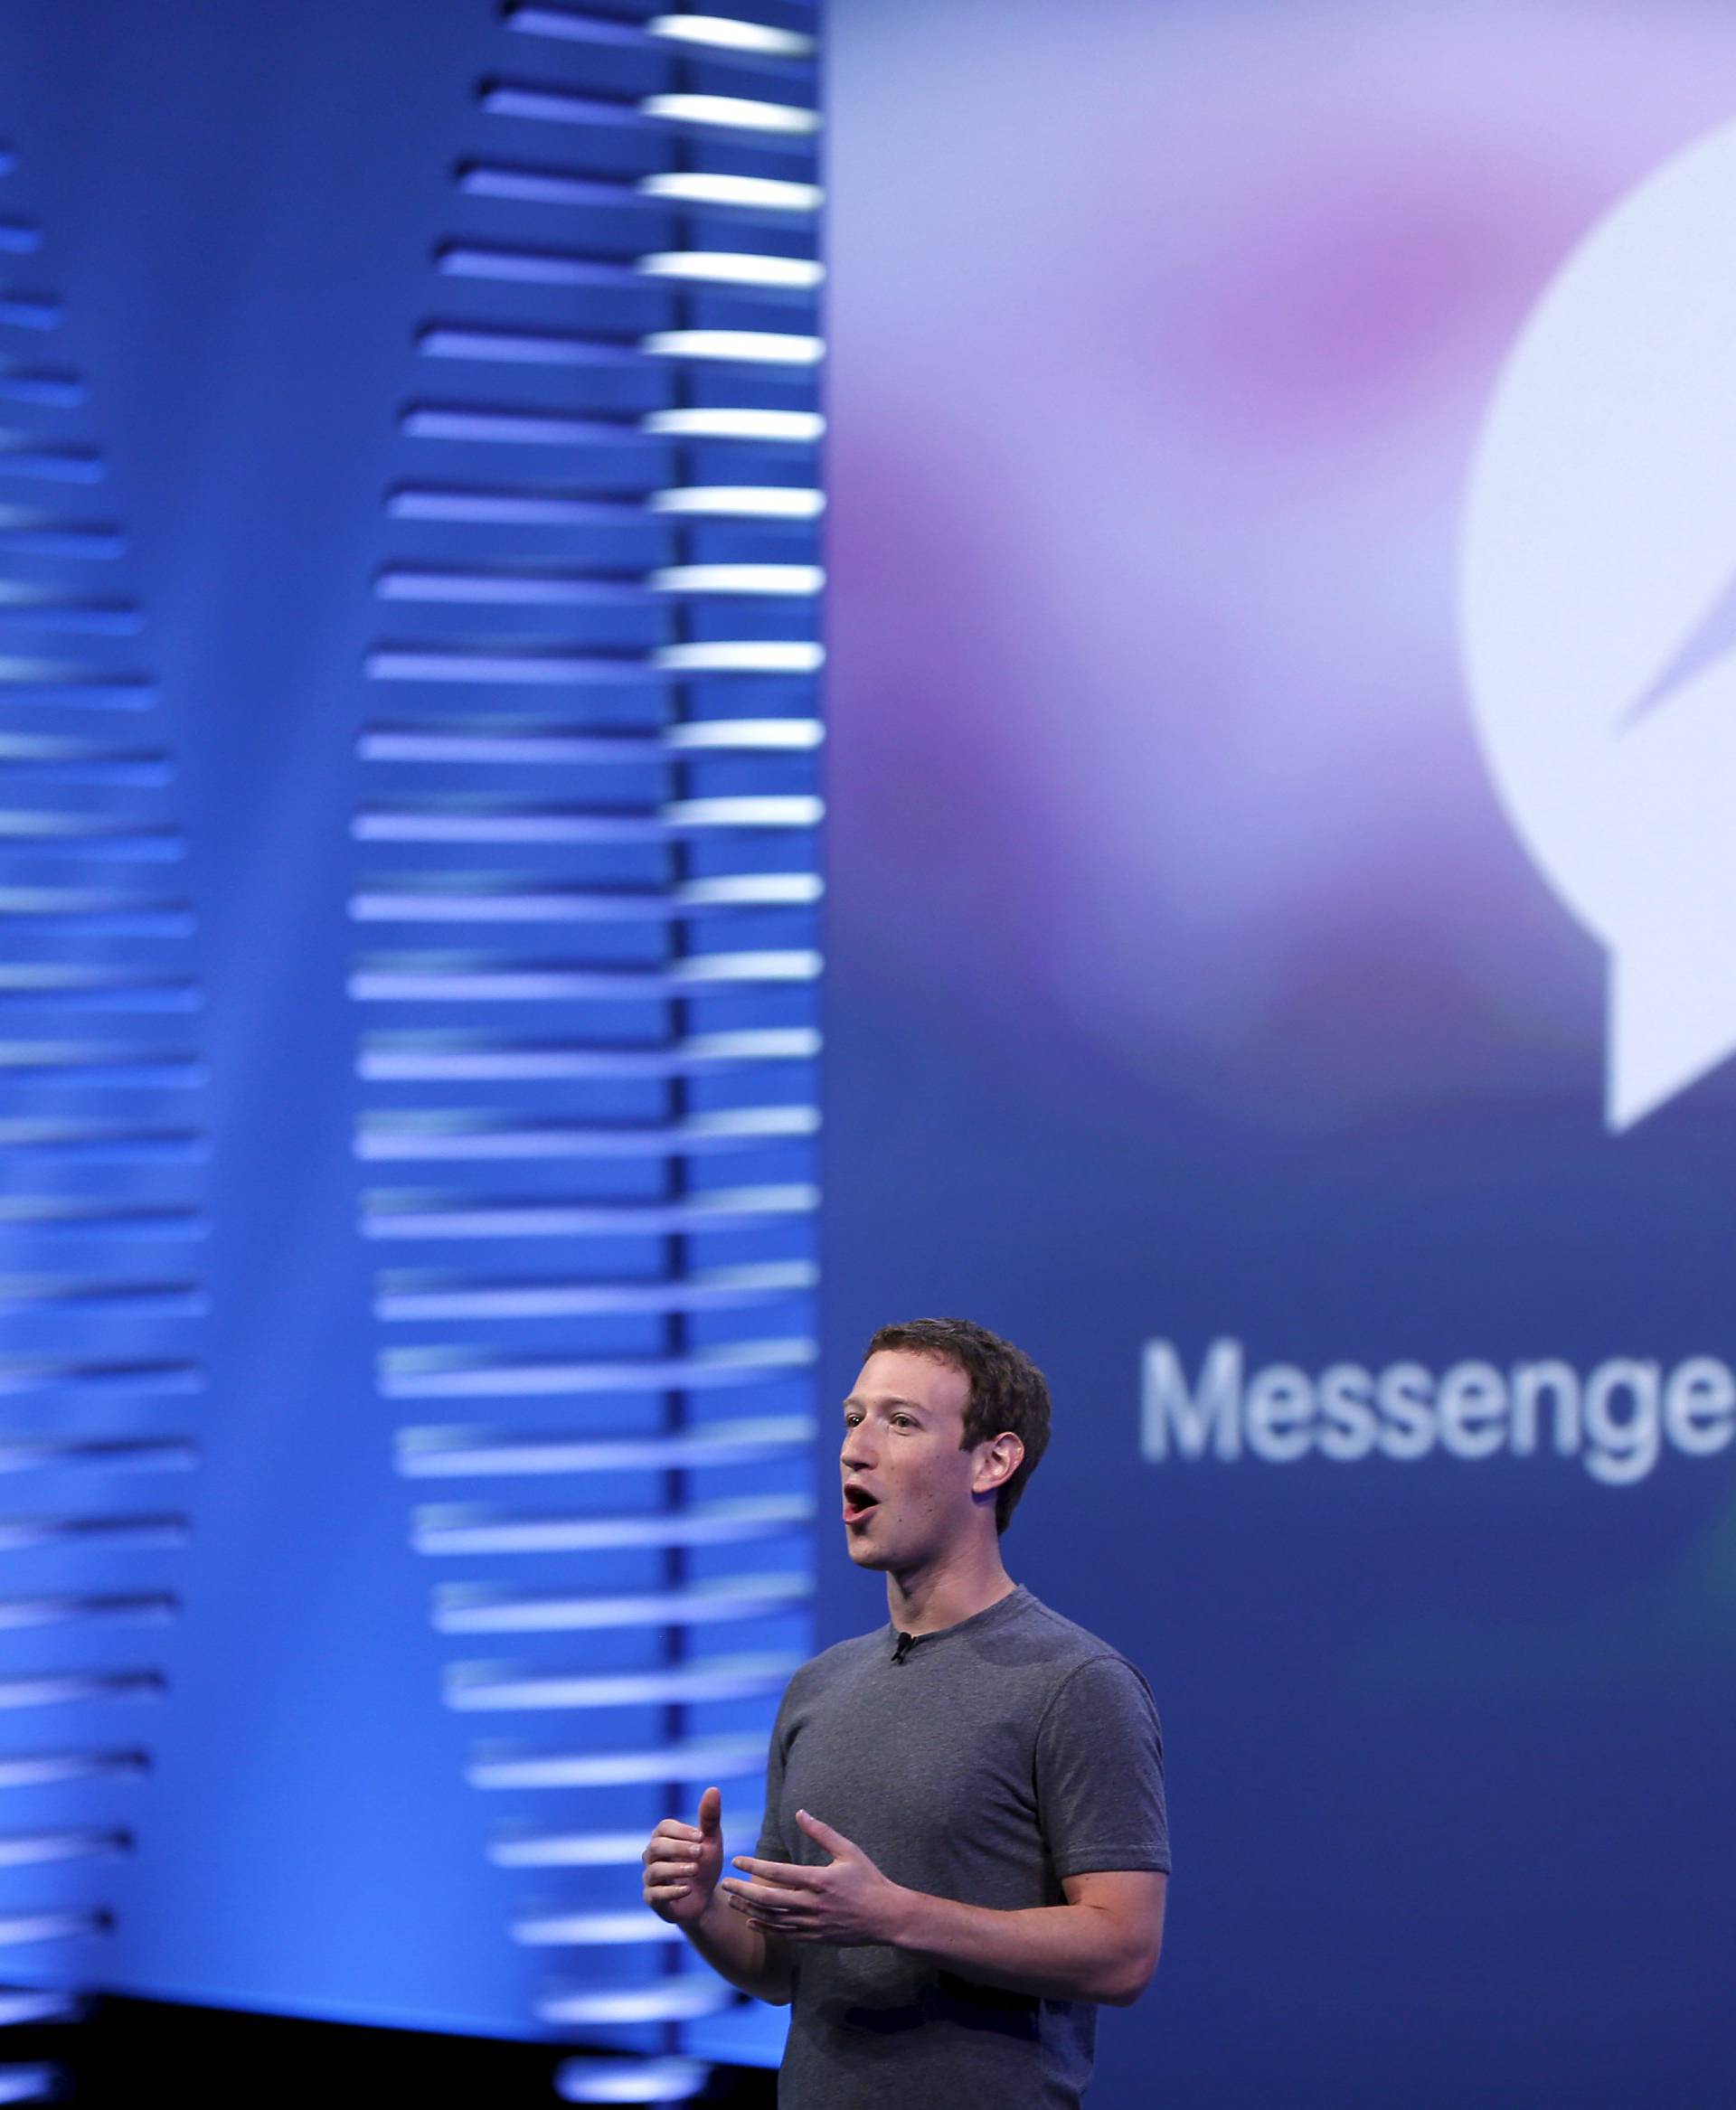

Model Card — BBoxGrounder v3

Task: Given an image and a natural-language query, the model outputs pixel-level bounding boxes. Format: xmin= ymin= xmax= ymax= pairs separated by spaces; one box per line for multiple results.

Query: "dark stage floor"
xmin=3 ymin=1994 xmax=778 ymax=2105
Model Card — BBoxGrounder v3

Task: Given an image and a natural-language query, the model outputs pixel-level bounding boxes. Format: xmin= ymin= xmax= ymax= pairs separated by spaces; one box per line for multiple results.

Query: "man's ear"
xmin=974 ymin=1431 xmax=1024 ymax=1496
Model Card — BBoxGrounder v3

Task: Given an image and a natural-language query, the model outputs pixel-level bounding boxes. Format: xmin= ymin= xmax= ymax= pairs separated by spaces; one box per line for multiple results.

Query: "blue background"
xmin=820 ymin=4 xmax=1736 ymax=2105
xmin=3 ymin=3 xmax=1733 ymax=2105
xmin=0 ymin=0 xmax=821 ymax=2074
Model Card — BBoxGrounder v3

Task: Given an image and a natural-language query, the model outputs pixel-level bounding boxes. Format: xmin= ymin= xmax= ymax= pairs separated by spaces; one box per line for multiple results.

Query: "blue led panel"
xmin=0 ymin=1 xmax=822 ymax=2082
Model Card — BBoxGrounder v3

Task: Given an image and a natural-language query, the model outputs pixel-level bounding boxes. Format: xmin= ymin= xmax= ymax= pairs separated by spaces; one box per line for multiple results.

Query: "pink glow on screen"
xmin=828 ymin=0 xmax=1736 ymax=1117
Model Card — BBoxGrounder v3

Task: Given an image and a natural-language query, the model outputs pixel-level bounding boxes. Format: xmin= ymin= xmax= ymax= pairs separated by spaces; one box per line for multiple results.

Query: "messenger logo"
xmin=1461 ymin=119 xmax=1736 ymax=1130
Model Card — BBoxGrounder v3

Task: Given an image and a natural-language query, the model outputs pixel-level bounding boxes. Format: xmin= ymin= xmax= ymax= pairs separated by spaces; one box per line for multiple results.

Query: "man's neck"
xmin=884 ymin=1538 xmax=1016 ymax=1637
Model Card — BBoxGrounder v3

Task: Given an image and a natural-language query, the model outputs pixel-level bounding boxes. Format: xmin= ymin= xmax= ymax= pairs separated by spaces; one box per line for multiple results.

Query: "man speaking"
xmin=641 ymin=1317 xmax=1171 ymax=2106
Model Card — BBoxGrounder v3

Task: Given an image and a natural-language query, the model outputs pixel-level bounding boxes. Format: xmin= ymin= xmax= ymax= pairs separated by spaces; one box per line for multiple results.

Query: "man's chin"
xmin=844 ymin=1534 xmax=893 ymax=1569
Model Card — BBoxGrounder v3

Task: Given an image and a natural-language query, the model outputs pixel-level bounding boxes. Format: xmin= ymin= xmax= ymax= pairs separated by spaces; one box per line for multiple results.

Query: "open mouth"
xmin=843 ymin=1485 xmax=880 ymax=1524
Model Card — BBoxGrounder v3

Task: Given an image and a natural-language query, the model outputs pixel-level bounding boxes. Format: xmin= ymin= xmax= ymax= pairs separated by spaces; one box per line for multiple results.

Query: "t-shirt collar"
xmin=886 ymin=1581 xmax=1031 ymax=1658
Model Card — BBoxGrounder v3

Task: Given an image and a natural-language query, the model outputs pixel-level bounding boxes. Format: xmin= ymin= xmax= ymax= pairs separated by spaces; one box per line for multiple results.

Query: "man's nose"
xmin=841 ymin=1428 xmax=875 ymax=1469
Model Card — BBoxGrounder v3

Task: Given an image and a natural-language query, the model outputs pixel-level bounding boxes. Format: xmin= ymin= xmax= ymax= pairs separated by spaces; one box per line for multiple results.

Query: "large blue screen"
xmin=824 ymin=5 xmax=1736 ymax=2105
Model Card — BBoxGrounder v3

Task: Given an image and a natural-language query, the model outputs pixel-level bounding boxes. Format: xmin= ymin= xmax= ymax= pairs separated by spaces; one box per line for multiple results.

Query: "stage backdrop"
xmin=0 ymin=0 xmax=824 ymax=2086
xmin=824 ymin=4 xmax=1736 ymax=2105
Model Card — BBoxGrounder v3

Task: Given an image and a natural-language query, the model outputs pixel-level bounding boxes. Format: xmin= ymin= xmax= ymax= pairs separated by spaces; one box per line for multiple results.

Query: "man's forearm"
xmin=888 ymin=1889 xmax=1150 ymax=2007
xmin=683 ymin=1889 xmax=794 ymax=2004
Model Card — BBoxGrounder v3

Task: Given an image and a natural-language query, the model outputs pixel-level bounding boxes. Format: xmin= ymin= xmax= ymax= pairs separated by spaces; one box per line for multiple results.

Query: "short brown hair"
xmin=864 ymin=1316 xmax=1052 ymax=1533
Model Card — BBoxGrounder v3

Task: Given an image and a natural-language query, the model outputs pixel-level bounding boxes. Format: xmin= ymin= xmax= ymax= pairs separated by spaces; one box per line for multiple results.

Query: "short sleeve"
xmin=755 ymin=1674 xmax=798 ymax=1862
xmin=1034 ymin=1654 xmax=1171 ymax=1878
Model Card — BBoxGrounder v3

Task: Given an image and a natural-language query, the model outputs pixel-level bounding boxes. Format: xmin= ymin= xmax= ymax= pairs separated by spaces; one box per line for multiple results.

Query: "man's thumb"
xmin=698 ymin=1785 xmax=722 ymax=1835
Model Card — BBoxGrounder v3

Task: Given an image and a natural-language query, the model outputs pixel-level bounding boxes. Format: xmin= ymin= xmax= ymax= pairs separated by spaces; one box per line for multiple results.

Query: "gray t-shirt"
xmin=756 ymin=1584 xmax=1170 ymax=2109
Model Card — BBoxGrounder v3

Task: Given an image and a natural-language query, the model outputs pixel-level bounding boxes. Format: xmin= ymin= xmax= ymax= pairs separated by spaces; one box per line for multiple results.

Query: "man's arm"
xmin=682 ymin=1883 xmax=797 ymax=2006
xmin=892 ymin=1868 xmax=1166 ymax=2007
xmin=641 ymin=1785 xmax=796 ymax=2005
xmin=722 ymin=1811 xmax=1166 ymax=2006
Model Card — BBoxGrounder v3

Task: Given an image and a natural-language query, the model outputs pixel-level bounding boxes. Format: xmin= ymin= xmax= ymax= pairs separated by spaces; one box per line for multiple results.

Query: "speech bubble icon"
xmin=1461 ymin=118 xmax=1736 ymax=1132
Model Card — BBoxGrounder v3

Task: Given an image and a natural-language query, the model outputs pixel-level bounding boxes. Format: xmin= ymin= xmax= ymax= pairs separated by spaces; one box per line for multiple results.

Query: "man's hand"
xmin=642 ymin=1784 xmax=725 ymax=1927
xmin=721 ymin=1808 xmax=909 ymax=1946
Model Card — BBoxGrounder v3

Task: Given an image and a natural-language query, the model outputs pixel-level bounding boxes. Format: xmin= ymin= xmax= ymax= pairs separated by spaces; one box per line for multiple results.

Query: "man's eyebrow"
xmin=841 ymin=1394 xmax=924 ymax=1412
